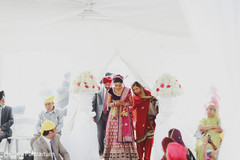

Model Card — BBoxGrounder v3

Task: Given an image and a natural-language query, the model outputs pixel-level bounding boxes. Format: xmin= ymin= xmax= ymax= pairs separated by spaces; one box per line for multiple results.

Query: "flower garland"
xmin=152 ymin=73 xmax=183 ymax=97
xmin=70 ymin=71 xmax=100 ymax=94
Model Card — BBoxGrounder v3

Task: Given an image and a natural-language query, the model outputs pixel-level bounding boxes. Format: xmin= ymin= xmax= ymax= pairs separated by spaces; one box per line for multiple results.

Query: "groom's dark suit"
xmin=92 ymin=86 xmax=109 ymax=156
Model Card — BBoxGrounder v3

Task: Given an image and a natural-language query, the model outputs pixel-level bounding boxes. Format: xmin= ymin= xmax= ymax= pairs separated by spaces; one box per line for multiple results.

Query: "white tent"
xmin=0 ymin=0 xmax=239 ymax=159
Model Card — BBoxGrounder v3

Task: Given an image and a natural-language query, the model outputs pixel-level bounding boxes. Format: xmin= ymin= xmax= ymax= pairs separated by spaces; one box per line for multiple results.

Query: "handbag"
xmin=187 ymin=148 xmax=196 ymax=160
xmin=142 ymin=96 xmax=159 ymax=118
xmin=23 ymin=153 xmax=34 ymax=160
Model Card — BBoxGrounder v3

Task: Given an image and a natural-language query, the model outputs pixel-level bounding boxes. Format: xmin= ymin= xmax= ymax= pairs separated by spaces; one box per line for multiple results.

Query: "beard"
xmin=105 ymin=87 xmax=110 ymax=90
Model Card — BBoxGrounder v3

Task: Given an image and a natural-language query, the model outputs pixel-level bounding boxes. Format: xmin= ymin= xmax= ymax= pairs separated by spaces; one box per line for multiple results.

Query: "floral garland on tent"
xmin=152 ymin=73 xmax=183 ymax=97
xmin=70 ymin=71 xmax=100 ymax=94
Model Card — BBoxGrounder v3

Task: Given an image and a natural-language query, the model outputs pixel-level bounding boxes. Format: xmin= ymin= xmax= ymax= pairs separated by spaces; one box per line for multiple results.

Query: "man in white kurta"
xmin=30 ymin=96 xmax=64 ymax=148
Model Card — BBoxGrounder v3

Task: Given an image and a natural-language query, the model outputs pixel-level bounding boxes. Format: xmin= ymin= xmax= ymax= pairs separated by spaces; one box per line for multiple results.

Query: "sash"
xmin=117 ymin=87 xmax=133 ymax=143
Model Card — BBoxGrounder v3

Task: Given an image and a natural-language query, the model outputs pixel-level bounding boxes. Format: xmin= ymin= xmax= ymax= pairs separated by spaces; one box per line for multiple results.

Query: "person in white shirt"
xmin=30 ymin=96 xmax=64 ymax=148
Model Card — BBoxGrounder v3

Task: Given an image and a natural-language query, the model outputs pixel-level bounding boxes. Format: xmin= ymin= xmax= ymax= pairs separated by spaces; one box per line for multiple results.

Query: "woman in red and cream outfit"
xmin=103 ymin=75 xmax=138 ymax=160
xmin=131 ymin=81 xmax=156 ymax=160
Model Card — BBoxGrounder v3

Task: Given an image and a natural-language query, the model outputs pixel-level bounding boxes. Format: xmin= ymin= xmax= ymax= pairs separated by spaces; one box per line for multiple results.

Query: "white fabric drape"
xmin=62 ymin=93 xmax=98 ymax=160
xmin=180 ymin=0 xmax=240 ymax=159
xmin=94 ymin=0 xmax=190 ymax=34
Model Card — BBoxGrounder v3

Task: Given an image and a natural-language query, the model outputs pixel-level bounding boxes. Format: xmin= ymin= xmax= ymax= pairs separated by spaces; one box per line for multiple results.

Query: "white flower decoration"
xmin=70 ymin=71 xmax=100 ymax=94
xmin=152 ymin=73 xmax=183 ymax=97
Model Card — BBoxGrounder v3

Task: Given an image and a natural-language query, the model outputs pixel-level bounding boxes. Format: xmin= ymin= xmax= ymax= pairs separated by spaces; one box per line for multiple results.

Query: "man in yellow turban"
xmin=33 ymin=120 xmax=70 ymax=160
xmin=30 ymin=96 xmax=64 ymax=149
xmin=44 ymin=96 xmax=55 ymax=105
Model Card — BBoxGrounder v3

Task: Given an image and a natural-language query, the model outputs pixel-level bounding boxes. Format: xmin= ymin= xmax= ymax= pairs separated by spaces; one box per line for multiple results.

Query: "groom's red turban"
xmin=103 ymin=76 xmax=112 ymax=84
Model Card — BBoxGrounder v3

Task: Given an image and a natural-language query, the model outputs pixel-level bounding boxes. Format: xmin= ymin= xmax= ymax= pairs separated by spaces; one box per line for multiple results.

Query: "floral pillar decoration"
xmin=152 ymin=73 xmax=183 ymax=114
xmin=152 ymin=73 xmax=183 ymax=97
xmin=70 ymin=71 xmax=101 ymax=94
xmin=62 ymin=71 xmax=100 ymax=154
xmin=152 ymin=73 xmax=183 ymax=159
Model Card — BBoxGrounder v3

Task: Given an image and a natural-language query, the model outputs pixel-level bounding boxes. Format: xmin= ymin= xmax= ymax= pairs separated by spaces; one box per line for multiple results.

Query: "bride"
xmin=61 ymin=71 xmax=101 ymax=160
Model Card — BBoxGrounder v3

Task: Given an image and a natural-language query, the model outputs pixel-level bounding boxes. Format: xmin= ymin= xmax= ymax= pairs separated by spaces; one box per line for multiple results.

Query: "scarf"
xmin=117 ymin=87 xmax=133 ymax=143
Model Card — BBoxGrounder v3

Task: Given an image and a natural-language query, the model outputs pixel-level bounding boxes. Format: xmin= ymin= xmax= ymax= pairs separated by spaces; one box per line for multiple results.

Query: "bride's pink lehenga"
xmin=103 ymin=87 xmax=139 ymax=160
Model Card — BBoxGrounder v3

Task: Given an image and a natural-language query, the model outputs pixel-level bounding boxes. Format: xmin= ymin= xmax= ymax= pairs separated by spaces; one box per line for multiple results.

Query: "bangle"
xmin=203 ymin=142 xmax=207 ymax=145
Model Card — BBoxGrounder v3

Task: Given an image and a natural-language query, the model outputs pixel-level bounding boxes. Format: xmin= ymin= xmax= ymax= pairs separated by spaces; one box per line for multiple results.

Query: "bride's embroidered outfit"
xmin=103 ymin=87 xmax=138 ymax=160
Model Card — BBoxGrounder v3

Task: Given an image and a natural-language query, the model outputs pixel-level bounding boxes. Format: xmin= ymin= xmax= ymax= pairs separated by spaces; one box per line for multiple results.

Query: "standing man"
xmin=0 ymin=90 xmax=14 ymax=143
xmin=30 ymin=96 xmax=64 ymax=148
xmin=33 ymin=120 xmax=70 ymax=160
xmin=92 ymin=76 xmax=112 ymax=158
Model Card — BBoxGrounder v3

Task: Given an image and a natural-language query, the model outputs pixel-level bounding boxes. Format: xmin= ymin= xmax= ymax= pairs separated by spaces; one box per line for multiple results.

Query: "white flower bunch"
xmin=152 ymin=73 xmax=183 ymax=97
xmin=70 ymin=71 xmax=100 ymax=94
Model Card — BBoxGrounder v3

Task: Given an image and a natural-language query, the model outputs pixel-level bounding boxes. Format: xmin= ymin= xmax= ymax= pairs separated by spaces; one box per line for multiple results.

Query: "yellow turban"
xmin=219 ymin=132 xmax=224 ymax=140
xmin=41 ymin=120 xmax=56 ymax=135
xmin=44 ymin=96 xmax=55 ymax=104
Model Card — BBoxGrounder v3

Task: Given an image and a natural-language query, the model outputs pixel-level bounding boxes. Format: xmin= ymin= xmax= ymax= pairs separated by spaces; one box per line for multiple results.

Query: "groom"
xmin=92 ymin=76 xmax=112 ymax=157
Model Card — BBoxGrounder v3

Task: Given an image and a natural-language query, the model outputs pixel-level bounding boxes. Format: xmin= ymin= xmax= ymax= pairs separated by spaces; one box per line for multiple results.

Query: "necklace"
xmin=114 ymin=88 xmax=123 ymax=96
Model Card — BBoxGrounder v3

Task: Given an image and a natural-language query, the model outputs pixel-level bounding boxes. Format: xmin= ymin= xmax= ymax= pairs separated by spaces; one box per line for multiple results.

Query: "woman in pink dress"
xmin=103 ymin=74 xmax=139 ymax=160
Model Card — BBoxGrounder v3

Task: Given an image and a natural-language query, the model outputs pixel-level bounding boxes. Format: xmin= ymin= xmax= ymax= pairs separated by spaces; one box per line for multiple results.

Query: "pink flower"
xmin=84 ymin=82 xmax=87 ymax=84
xmin=167 ymin=85 xmax=171 ymax=88
xmin=156 ymin=88 xmax=160 ymax=92
xmin=160 ymin=83 xmax=164 ymax=88
xmin=176 ymin=80 xmax=178 ymax=82
xmin=179 ymin=84 xmax=181 ymax=88
xmin=90 ymin=75 xmax=93 ymax=79
xmin=98 ymin=86 xmax=100 ymax=91
xmin=92 ymin=85 xmax=95 ymax=88
xmin=85 ymin=85 xmax=89 ymax=88
xmin=77 ymin=82 xmax=80 ymax=86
